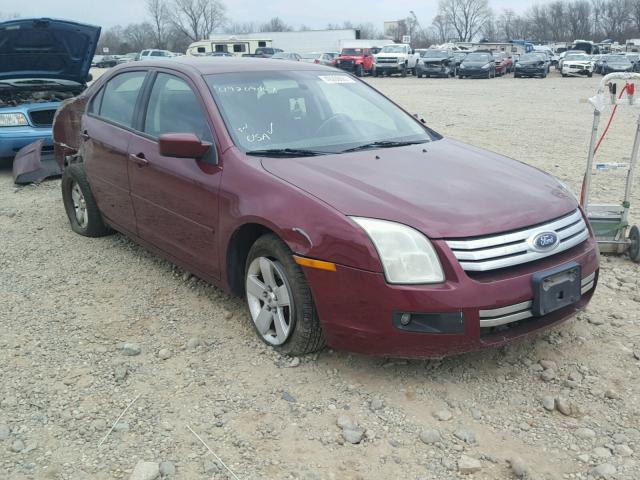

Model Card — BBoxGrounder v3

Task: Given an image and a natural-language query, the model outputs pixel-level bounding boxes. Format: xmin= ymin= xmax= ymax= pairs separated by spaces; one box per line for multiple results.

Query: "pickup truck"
xmin=374 ymin=44 xmax=419 ymax=77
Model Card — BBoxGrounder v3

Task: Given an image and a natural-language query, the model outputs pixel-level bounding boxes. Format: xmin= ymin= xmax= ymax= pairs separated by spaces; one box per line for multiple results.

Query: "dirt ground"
xmin=1 ymin=70 xmax=639 ymax=480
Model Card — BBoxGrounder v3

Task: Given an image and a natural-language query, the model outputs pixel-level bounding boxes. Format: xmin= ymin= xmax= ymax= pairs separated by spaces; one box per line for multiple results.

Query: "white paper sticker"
xmin=318 ymin=75 xmax=356 ymax=84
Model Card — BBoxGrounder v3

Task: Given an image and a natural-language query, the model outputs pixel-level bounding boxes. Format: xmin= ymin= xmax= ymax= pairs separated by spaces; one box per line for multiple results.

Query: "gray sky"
xmin=2 ymin=0 xmax=532 ymax=30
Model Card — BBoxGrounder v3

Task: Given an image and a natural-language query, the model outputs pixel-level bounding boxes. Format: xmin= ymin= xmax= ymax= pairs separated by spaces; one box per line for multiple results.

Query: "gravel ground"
xmin=1 ymin=70 xmax=639 ymax=480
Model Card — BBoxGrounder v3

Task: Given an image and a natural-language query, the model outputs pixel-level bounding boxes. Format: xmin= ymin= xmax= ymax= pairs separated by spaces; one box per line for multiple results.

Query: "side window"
xmin=233 ymin=44 xmax=246 ymax=53
xmin=150 ymin=50 xmax=162 ymax=57
xmin=88 ymin=86 xmax=105 ymax=115
xmin=99 ymin=71 xmax=147 ymax=127
xmin=143 ymin=73 xmax=212 ymax=144
xmin=197 ymin=46 xmax=206 ymax=53
xmin=215 ymin=44 xmax=227 ymax=52
xmin=258 ymin=41 xmax=266 ymax=47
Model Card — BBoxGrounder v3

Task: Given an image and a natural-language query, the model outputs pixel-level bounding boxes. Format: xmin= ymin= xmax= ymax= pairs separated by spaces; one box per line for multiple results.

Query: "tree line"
xmin=3 ymin=0 xmax=640 ymax=55
xmin=429 ymin=0 xmax=640 ymax=44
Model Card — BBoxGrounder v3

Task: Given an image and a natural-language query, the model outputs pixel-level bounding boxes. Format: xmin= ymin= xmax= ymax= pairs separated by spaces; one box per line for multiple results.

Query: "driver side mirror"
xmin=86 ymin=73 xmax=93 ymax=82
xmin=159 ymin=133 xmax=211 ymax=160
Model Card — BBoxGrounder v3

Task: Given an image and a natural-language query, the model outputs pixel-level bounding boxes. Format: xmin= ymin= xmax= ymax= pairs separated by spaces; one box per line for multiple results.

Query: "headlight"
xmin=481 ymin=64 xmax=490 ymax=70
xmin=0 ymin=113 xmax=28 ymax=127
xmin=351 ymin=217 xmax=445 ymax=284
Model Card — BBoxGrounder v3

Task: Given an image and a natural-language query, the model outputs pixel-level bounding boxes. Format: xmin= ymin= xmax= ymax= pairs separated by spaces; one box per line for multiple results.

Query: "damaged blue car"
xmin=0 ymin=18 xmax=100 ymax=182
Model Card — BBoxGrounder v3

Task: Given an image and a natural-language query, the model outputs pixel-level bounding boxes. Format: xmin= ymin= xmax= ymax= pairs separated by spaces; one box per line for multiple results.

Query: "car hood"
xmin=519 ymin=60 xmax=544 ymax=66
xmin=462 ymin=61 xmax=490 ymax=67
xmin=261 ymin=139 xmax=577 ymax=239
xmin=0 ymin=18 xmax=101 ymax=84
xmin=564 ymin=60 xmax=591 ymax=65
xmin=338 ymin=55 xmax=363 ymax=60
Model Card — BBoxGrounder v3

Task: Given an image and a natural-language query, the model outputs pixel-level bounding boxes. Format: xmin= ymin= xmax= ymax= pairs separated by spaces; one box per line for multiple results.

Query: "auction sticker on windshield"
xmin=318 ymin=75 xmax=356 ymax=84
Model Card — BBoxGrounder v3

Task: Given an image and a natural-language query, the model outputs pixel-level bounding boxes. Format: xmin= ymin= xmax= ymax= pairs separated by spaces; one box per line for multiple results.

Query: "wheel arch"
xmin=225 ymin=221 xmax=290 ymax=297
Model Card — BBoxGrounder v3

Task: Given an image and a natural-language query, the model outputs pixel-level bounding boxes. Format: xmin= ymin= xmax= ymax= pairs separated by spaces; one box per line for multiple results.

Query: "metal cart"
xmin=582 ymin=72 xmax=640 ymax=262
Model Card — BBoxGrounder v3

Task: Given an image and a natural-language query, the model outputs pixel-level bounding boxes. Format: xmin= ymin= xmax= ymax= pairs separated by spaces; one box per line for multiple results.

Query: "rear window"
xmin=97 ymin=71 xmax=147 ymax=127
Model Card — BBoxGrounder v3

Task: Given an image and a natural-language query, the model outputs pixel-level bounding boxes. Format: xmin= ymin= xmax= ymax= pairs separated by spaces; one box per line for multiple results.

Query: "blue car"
xmin=0 ymin=18 xmax=100 ymax=174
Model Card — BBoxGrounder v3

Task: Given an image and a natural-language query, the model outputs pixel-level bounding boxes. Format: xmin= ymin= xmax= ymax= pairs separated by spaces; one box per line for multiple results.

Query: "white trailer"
xmin=207 ymin=29 xmax=359 ymax=55
xmin=186 ymin=38 xmax=272 ymax=56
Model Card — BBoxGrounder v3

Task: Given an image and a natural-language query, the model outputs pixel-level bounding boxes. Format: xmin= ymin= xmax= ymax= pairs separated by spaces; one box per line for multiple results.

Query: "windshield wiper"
xmin=246 ymin=148 xmax=330 ymax=157
xmin=341 ymin=140 xmax=427 ymax=153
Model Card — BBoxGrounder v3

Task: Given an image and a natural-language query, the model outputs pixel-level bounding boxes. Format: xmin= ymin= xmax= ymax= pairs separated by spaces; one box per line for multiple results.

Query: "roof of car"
xmin=118 ymin=56 xmax=332 ymax=74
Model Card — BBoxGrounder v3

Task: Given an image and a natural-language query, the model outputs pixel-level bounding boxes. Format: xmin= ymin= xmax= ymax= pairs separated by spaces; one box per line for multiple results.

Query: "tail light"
xmin=314 ymin=59 xmax=319 ymax=64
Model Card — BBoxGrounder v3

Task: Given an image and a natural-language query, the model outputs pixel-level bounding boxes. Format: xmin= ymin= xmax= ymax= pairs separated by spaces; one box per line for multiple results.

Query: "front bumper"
xmin=419 ymin=65 xmax=450 ymax=76
xmin=376 ymin=63 xmax=404 ymax=73
xmin=459 ymin=68 xmax=491 ymax=77
xmin=516 ymin=66 xmax=546 ymax=76
xmin=0 ymin=126 xmax=53 ymax=159
xmin=562 ymin=65 xmax=593 ymax=75
xmin=302 ymin=235 xmax=598 ymax=358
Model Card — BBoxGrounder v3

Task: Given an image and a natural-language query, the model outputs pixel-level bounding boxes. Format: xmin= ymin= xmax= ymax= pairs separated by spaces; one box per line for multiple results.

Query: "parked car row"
xmin=91 ymin=49 xmax=180 ymax=68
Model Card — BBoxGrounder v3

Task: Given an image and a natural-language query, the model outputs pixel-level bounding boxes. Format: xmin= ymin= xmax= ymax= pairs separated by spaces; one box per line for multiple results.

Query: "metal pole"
xmin=583 ymin=109 xmax=601 ymax=213
xmin=621 ymin=113 xmax=640 ymax=227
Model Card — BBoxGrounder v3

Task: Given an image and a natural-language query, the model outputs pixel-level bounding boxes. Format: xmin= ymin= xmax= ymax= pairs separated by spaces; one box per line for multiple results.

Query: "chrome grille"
xmin=479 ymin=272 xmax=595 ymax=328
xmin=446 ymin=209 xmax=589 ymax=272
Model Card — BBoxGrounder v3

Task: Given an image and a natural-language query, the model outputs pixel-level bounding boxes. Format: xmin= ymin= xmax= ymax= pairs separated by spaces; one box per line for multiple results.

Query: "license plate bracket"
xmin=532 ymin=262 xmax=582 ymax=317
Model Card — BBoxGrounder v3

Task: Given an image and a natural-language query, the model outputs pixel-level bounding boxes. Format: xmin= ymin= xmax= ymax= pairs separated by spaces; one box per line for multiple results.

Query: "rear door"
xmin=127 ymin=71 xmax=222 ymax=278
xmin=83 ymin=70 xmax=149 ymax=234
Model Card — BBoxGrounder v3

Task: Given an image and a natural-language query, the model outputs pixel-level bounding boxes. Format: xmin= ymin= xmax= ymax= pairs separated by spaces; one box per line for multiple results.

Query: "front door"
xmin=82 ymin=70 xmax=149 ymax=235
xmin=128 ymin=72 xmax=222 ymax=278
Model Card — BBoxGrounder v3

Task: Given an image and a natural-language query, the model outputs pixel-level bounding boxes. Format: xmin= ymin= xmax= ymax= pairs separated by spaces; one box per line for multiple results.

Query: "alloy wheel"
xmin=246 ymin=257 xmax=294 ymax=345
xmin=71 ymin=181 xmax=88 ymax=228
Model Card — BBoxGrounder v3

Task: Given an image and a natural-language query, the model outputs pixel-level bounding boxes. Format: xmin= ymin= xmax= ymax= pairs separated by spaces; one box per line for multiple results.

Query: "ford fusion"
xmin=53 ymin=58 xmax=599 ymax=358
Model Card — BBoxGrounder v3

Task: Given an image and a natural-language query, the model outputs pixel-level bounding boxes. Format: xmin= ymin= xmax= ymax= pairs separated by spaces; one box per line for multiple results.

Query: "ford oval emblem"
xmin=531 ymin=231 xmax=560 ymax=252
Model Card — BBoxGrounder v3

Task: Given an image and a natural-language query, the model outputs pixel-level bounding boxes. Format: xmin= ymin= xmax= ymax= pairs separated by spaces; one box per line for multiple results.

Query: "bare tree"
xmin=147 ymin=0 xmax=169 ymax=49
xmin=259 ymin=17 xmax=292 ymax=32
xmin=567 ymin=1 xmax=593 ymax=40
xmin=497 ymin=8 xmax=517 ymax=41
xmin=632 ymin=0 xmax=640 ymax=31
xmin=430 ymin=14 xmax=452 ymax=43
xmin=123 ymin=22 xmax=155 ymax=52
xmin=437 ymin=0 xmax=492 ymax=42
xmin=168 ymin=0 xmax=226 ymax=42
xmin=600 ymin=0 xmax=632 ymax=39
xmin=0 ymin=11 xmax=19 ymax=20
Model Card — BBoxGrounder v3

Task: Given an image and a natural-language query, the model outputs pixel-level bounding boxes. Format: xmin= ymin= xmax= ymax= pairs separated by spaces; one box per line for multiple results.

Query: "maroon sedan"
xmin=53 ymin=58 xmax=599 ymax=358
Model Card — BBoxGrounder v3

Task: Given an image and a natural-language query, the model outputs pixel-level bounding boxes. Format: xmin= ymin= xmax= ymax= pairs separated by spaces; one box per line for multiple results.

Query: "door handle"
xmin=80 ymin=130 xmax=90 ymax=141
xmin=129 ymin=153 xmax=149 ymax=167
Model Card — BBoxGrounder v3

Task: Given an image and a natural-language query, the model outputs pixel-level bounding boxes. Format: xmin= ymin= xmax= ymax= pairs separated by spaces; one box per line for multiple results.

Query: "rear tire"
xmin=245 ymin=234 xmax=325 ymax=355
xmin=61 ymin=164 xmax=112 ymax=237
xmin=629 ymin=226 xmax=640 ymax=263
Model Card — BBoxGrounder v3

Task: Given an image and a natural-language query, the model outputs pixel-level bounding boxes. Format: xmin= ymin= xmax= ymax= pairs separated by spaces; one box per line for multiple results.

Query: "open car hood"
xmin=0 ymin=18 xmax=101 ymax=84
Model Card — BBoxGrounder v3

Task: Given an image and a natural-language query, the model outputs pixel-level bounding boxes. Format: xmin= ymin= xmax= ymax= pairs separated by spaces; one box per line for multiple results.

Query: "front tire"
xmin=355 ymin=64 xmax=363 ymax=77
xmin=245 ymin=234 xmax=325 ymax=355
xmin=401 ymin=64 xmax=407 ymax=77
xmin=629 ymin=226 xmax=640 ymax=263
xmin=61 ymin=164 xmax=111 ymax=237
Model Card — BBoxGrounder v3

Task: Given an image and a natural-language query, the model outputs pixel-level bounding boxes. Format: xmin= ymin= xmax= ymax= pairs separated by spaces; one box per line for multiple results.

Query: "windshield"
xmin=422 ymin=50 xmax=448 ymax=59
xmin=341 ymin=48 xmax=363 ymax=56
xmin=607 ymin=56 xmax=630 ymax=64
xmin=380 ymin=45 xmax=406 ymax=53
xmin=465 ymin=53 xmax=491 ymax=62
xmin=565 ymin=54 xmax=590 ymax=61
xmin=520 ymin=54 xmax=544 ymax=62
xmin=205 ymin=71 xmax=435 ymax=153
